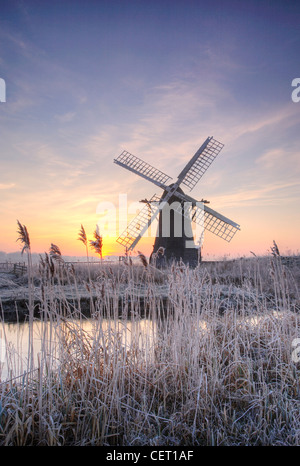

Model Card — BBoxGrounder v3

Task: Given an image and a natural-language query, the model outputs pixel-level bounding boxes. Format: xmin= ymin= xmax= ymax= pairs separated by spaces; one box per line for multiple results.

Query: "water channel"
xmin=0 ymin=317 xmax=157 ymax=382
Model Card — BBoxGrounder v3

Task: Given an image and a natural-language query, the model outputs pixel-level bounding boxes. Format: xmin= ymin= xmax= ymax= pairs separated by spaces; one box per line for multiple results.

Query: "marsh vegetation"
xmin=0 ymin=232 xmax=299 ymax=445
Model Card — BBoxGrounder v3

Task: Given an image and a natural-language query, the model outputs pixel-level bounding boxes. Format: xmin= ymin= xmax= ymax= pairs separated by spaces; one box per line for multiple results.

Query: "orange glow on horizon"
xmin=2 ymin=212 xmax=299 ymax=261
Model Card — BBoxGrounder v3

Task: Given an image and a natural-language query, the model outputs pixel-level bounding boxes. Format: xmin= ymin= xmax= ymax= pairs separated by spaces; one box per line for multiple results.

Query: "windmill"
xmin=114 ymin=136 xmax=240 ymax=266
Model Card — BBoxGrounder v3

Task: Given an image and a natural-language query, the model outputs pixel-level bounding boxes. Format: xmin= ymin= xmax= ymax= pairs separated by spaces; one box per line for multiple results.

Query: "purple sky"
xmin=1 ymin=0 xmax=300 ymax=258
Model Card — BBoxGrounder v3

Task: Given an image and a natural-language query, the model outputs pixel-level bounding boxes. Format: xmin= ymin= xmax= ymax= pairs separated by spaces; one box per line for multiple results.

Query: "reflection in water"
xmin=0 ymin=318 xmax=157 ymax=382
xmin=0 ymin=311 xmax=283 ymax=383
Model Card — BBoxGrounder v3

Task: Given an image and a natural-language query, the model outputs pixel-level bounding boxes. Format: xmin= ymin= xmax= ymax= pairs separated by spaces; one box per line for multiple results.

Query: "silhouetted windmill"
xmin=114 ymin=136 xmax=240 ymax=265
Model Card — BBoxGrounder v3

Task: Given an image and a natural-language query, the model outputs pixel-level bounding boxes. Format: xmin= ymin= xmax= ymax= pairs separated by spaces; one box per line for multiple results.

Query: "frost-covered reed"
xmin=0 ymin=228 xmax=299 ymax=445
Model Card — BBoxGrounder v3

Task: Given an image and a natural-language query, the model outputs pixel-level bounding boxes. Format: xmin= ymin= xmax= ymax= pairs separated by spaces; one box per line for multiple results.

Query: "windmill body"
xmin=152 ymin=185 xmax=198 ymax=266
xmin=114 ymin=136 xmax=240 ymax=265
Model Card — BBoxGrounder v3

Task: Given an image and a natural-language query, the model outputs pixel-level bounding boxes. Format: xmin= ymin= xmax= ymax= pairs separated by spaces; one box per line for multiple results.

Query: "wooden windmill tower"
xmin=114 ymin=136 xmax=240 ymax=266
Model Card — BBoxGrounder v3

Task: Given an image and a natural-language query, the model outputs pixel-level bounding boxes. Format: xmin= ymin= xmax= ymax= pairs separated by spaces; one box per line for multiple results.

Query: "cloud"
xmin=0 ymin=183 xmax=15 ymax=190
xmin=256 ymin=146 xmax=300 ymax=172
xmin=55 ymin=112 xmax=76 ymax=123
xmin=77 ymin=74 xmax=300 ymax=211
xmin=232 ymin=104 xmax=298 ymax=141
xmin=212 ymin=180 xmax=300 ymax=209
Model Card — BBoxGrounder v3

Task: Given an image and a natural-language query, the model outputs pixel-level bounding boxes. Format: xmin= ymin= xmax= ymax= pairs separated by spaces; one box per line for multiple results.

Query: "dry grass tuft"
xmin=89 ymin=226 xmax=103 ymax=260
xmin=78 ymin=224 xmax=87 ymax=246
xmin=49 ymin=243 xmax=64 ymax=264
xmin=137 ymin=251 xmax=148 ymax=268
xmin=16 ymin=220 xmax=30 ymax=254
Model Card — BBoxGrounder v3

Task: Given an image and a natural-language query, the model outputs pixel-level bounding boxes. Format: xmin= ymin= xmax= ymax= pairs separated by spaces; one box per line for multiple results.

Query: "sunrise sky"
xmin=1 ymin=0 xmax=300 ymax=260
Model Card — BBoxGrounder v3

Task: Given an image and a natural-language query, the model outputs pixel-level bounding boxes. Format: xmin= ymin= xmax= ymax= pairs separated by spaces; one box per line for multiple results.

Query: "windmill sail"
xmin=114 ymin=150 xmax=172 ymax=190
xmin=116 ymin=194 xmax=161 ymax=250
xmin=177 ymin=137 xmax=224 ymax=191
xmin=203 ymin=205 xmax=240 ymax=242
xmin=171 ymin=201 xmax=239 ymax=243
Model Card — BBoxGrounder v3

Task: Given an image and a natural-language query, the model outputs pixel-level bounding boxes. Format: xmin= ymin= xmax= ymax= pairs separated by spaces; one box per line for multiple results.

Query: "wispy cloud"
xmin=256 ymin=146 xmax=300 ymax=172
xmin=212 ymin=180 xmax=300 ymax=208
xmin=55 ymin=112 xmax=76 ymax=123
xmin=0 ymin=183 xmax=15 ymax=190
